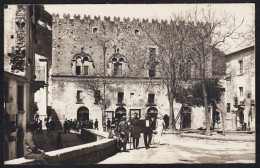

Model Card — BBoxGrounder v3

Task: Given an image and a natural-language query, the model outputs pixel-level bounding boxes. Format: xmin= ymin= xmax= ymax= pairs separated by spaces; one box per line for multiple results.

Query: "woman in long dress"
xmin=156 ymin=116 xmax=165 ymax=145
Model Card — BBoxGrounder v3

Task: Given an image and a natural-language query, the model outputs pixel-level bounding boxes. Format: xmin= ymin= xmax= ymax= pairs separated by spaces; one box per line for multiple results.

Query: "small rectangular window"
xmin=92 ymin=28 xmax=98 ymax=34
xmin=238 ymin=60 xmax=243 ymax=74
xmin=227 ymin=103 xmax=230 ymax=113
xmin=130 ymin=93 xmax=134 ymax=99
xmin=239 ymin=87 xmax=243 ymax=97
xmin=94 ymin=90 xmax=101 ymax=104
xmin=77 ymin=90 xmax=83 ymax=103
xmin=76 ymin=66 xmax=81 ymax=75
xmin=149 ymin=68 xmax=155 ymax=77
xmin=17 ymin=85 xmax=24 ymax=111
xmin=84 ymin=66 xmax=89 ymax=75
xmin=118 ymin=92 xmax=124 ymax=104
xmin=148 ymin=93 xmax=155 ymax=104
xmin=149 ymin=48 xmax=156 ymax=61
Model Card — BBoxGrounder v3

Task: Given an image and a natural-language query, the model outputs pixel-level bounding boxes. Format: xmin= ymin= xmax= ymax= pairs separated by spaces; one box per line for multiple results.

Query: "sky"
xmin=44 ymin=4 xmax=255 ymax=53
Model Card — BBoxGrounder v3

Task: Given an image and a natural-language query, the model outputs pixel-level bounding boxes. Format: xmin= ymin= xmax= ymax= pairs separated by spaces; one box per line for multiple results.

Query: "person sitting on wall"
xmin=24 ymin=121 xmax=50 ymax=164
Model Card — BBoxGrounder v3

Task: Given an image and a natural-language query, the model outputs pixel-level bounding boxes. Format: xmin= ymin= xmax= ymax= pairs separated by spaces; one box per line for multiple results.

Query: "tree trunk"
xmin=201 ymin=81 xmax=211 ymax=136
xmin=169 ymin=98 xmax=175 ymax=130
xmin=220 ymin=110 xmax=226 ymax=136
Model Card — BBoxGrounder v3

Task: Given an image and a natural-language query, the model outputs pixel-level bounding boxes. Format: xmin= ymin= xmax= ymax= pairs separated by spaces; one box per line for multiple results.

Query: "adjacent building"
xmin=3 ymin=5 xmax=51 ymax=160
xmin=224 ymin=46 xmax=255 ymax=131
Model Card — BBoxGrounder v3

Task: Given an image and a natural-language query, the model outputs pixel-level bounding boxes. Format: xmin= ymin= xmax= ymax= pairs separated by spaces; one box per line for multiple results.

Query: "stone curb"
xmin=179 ymin=133 xmax=255 ymax=142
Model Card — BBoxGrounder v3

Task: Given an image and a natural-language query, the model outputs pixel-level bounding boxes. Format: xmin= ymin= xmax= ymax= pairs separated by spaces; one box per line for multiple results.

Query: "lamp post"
xmin=102 ymin=39 xmax=116 ymax=132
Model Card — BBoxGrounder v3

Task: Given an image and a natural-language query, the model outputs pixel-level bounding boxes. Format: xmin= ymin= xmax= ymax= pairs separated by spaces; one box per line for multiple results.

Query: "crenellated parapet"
xmin=52 ymin=13 xmax=174 ymax=32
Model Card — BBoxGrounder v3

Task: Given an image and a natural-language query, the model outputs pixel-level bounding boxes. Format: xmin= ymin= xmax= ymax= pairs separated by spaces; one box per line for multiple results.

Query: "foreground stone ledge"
xmin=180 ymin=133 xmax=255 ymax=142
xmin=5 ymin=129 xmax=116 ymax=165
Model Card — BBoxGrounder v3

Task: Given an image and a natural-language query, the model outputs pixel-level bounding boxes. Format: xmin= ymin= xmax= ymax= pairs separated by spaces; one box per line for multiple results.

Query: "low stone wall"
xmin=5 ymin=129 xmax=116 ymax=165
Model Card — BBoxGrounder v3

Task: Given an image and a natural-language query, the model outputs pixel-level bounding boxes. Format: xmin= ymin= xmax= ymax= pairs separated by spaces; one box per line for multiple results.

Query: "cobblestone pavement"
xmin=99 ymin=134 xmax=255 ymax=164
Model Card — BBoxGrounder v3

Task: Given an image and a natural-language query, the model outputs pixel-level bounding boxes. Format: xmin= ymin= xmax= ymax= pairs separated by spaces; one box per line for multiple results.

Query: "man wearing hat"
xmin=130 ymin=113 xmax=141 ymax=149
xmin=143 ymin=114 xmax=156 ymax=149
xmin=24 ymin=121 xmax=50 ymax=164
xmin=118 ymin=116 xmax=129 ymax=152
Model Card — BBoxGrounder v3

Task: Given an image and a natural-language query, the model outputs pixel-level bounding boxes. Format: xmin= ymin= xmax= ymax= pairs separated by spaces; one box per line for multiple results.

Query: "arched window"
xmin=109 ymin=54 xmax=128 ymax=77
xmin=72 ymin=50 xmax=94 ymax=76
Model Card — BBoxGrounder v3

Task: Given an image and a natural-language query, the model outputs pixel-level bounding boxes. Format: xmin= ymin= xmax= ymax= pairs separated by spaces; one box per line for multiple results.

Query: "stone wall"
xmin=5 ymin=129 xmax=116 ymax=165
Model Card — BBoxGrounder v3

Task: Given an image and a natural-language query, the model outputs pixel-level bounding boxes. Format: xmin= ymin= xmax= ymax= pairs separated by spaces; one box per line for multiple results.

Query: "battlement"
xmin=52 ymin=13 xmax=170 ymax=27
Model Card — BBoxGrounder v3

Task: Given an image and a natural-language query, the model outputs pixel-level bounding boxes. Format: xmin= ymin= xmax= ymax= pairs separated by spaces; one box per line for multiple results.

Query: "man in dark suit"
xmin=130 ymin=113 xmax=141 ymax=149
xmin=143 ymin=115 xmax=156 ymax=149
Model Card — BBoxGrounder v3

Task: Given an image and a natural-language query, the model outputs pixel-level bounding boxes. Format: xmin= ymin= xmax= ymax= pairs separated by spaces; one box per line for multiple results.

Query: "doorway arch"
xmin=77 ymin=106 xmax=89 ymax=121
xmin=146 ymin=107 xmax=158 ymax=119
xmin=16 ymin=127 xmax=24 ymax=158
xmin=115 ymin=107 xmax=126 ymax=120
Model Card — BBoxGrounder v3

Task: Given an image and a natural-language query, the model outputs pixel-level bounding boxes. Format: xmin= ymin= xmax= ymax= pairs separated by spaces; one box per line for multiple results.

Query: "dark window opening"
xmin=77 ymin=90 xmax=83 ymax=103
xmin=93 ymin=28 xmax=98 ymax=34
xmin=238 ymin=60 xmax=243 ymax=74
xmin=94 ymin=90 xmax=101 ymax=104
xmin=149 ymin=68 xmax=156 ymax=77
xmin=112 ymin=57 xmax=117 ymax=62
xmin=118 ymin=92 xmax=124 ymax=104
xmin=149 ymin=48 xmax=156 ymax=61
xmin=135 ymin=29 xmax=140 ymax=35
xmin=84 ymin=66 xmax=89 ymax=75
xmin=239 ymin=87 xmax=243 ymax=97
xmin=148 ymin=94 xmax=155 ymax=104
xmin=11 ymin=35 xmax=14 ymax=39
xmin=119 ymin=58 xmax=124 ymax=62
xmin=17 ymin=85 xmax=24 ymax=111
xmin=114 ymin=63 xmax=122 ymax=76
xmin=76 ymin=66 xmax=81 ymax=75
xmin=227 ymin=103 xmax=231 ymax=113
xmin=4 ymin=81 xmax=9 ymax=103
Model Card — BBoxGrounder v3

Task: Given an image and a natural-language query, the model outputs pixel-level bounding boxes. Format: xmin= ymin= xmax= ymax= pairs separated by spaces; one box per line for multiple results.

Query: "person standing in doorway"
xmin=94 ymin=119 xmax=99 ymax=130
xmin=130 ymin=113 xmax=141 ymax=149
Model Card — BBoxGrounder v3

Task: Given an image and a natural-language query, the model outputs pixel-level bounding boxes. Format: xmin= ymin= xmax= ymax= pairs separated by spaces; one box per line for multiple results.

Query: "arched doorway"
xmin=147 ymin=107 xmax=158 ymax=119
xmin=77 ymin=106 xmax=89 ymax=121
xmin=115 ymin=107 xmax=126 ymax=120
xmin=16 ymin=127 xmax=24 ymax=158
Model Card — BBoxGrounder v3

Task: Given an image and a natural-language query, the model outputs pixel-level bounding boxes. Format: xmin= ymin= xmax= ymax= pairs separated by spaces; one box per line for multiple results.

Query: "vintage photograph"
xmin=3 ymin=3 xmax=255 ymax=164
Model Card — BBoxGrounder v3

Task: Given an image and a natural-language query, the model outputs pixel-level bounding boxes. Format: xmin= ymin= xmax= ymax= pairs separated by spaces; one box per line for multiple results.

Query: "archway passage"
xmin=16 ymin=127 xmax=24 ymax=158
xmin=147 ymin=107 xmax=158 ymax=119
xmin=77 ymin=106 xmax=89 ymax=122
xmin=115 ymin=107 xmax=126 ymax=120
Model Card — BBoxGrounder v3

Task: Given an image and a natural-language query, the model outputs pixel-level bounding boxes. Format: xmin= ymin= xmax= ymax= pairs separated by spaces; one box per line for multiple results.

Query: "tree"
xmin=139 ymin=18 xmax=191 ymax=130
xmin=182 ymin=6 xmax=244 ymax=135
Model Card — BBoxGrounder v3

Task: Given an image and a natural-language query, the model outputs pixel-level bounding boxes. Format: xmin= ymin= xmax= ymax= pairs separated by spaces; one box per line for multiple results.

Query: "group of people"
xmin=113 ymin=113 xmax=165 ymax=152
xmin=63 ymin=118 xmax=99 ymax=133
